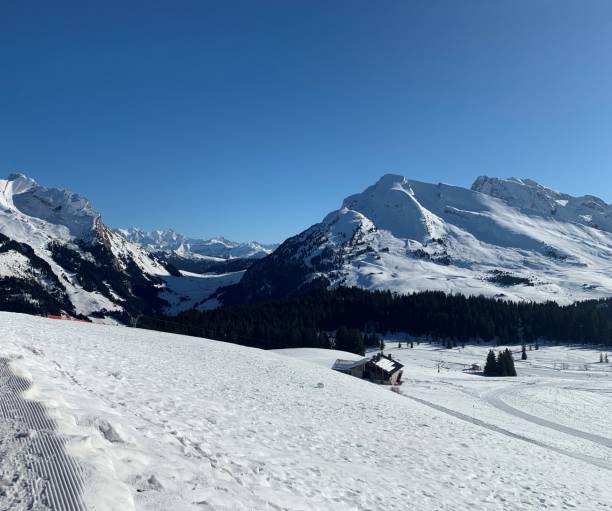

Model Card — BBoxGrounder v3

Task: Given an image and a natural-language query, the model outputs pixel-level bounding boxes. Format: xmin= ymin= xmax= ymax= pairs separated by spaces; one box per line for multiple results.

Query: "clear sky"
xmin=1 ymin=1 xmax=612 ymax=243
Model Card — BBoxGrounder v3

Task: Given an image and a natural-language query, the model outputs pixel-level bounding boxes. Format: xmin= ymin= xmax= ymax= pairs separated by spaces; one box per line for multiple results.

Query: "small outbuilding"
xmin=332 ymin=358 xmax=369 ymax=378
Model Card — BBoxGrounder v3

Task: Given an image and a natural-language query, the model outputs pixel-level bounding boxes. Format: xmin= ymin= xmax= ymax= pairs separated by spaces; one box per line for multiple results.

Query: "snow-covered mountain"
xmin=0 ymin=173 xmax=176 ymax=320
xmin=221 ymin=174 xmax=612 ymax=305
xmin=118 ymin=227 xmax=276 ymax=260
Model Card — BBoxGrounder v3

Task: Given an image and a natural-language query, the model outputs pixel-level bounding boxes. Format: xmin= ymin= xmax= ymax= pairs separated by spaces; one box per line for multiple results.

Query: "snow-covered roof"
xmin=370 ymin=355 xmax=403 ymax=374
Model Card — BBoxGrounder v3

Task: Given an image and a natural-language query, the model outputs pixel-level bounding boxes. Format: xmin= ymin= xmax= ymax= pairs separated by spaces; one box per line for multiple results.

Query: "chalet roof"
xmin=332 ymin=358 xmax=369 ymax=371
xmin=370 ymin=354 xmax=403 ymax=375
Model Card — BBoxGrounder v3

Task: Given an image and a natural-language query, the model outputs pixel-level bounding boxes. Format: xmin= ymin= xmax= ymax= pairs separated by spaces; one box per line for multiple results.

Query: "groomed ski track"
xmin=0 ymin=358 xmax=86 ymax=510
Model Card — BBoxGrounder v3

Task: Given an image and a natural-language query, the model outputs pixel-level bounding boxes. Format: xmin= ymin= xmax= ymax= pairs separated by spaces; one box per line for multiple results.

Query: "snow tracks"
xmin=402 ymin=392 xmax=612 ymax=471
xmin=0 ymin=357 xmax=86 ymax=511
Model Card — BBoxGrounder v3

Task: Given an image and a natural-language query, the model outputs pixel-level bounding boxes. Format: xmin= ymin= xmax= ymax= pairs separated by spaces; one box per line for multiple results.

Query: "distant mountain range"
xmin=0 ymin=174 xmax=272 ymax=320
xmin=220 ymin=174 xmax=612 ymax=306
xmin=1 ymin=172 xmax=612 ymax=322
xmin=117 ymin=228 xmax=276 ymax=260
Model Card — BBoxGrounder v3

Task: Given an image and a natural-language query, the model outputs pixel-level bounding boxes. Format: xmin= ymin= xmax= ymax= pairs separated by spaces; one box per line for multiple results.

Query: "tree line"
xmin=137 ymin=286 xmax=612 ymax=351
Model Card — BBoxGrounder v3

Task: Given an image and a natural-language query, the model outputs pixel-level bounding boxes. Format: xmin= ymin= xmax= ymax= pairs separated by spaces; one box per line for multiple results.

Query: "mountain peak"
xmin=8 ymin=171 xmax=35 ymax=182
xmin=5 ymin=173 xmax=38 ymax=196
xmin=472 ymin=176 xmax=557 ymax=195
xmin=0 ymin=173 xmax=100 ymax=240
xmin=374 ymin=173 xmax=407 ymax=188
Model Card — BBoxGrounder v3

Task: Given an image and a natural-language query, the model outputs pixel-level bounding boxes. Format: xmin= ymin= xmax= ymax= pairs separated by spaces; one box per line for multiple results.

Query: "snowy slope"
xmin=223 ymin=174 xmax=612 ymax=305
xmin=2 ymin=312 xmax=612 ymax=510
xmin=160 ymin=269 xmax=245 ymax=313
xmin=118 ymin=228 xmax=277 ymax=260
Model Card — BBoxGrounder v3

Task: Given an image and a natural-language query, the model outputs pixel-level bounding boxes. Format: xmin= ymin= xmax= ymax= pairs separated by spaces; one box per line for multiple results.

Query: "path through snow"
xmin=0 ymin=357 xmax=86 ymax=510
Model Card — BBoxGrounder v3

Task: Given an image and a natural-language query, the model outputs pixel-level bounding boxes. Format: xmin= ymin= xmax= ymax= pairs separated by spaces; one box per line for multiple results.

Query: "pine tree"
xmin=496 ymin=351 xmax=508 ymax=376
xmin=335 ymin=326 xmax=349 ymax=352
xmin=484 ymin=350 xmax=498 ymax=376
xmin=505 ymin=349 xmax=517 ymax=376
xmin=349 ymin=328 xmax=365 ymax=356
xmin=335 ymin=326 xmax=365 ymax=355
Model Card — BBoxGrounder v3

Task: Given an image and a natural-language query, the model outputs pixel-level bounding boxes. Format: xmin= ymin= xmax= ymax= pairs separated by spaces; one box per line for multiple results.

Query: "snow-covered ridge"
xmin=118 ymin=227 xmax=277 ymax=260
xmin=1 ymin=173 xmax=100 ymax=240
xmin=472 ymin=176 xmax=612 ymax=232
xmin=223 ymin=173 xmax=612 ymax=305
xmin=0 ymin=174 xmax=173 ymax=319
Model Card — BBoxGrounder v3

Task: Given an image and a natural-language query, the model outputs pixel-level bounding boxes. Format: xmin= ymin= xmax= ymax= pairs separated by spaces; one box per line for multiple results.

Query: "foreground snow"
xmin=1 ymin=314 xmax=612 ymax=510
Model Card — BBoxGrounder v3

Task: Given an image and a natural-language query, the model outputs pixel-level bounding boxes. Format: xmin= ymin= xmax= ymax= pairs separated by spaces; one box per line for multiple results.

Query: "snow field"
xmin=371 ymin=342 xmax=612 ymax=470
xmin=1 ymin=314 xmax=611 ymax=510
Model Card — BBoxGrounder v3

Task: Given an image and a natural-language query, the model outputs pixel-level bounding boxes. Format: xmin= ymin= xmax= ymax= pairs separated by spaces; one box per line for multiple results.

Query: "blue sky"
xmin=1 ymin=1 xmax=611 ymax=243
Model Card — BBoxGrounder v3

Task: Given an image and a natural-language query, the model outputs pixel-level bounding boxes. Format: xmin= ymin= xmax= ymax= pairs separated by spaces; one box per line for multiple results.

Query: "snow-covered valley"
xmin=1 ymin=312 xmax=611 ymax=510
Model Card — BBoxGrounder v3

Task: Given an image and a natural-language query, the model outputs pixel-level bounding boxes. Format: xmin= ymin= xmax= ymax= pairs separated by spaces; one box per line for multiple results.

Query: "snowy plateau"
xmin=0 ymin=313 xmax=611 ymax=510
xmin=225 ymin=174 xmax=612 ymax=305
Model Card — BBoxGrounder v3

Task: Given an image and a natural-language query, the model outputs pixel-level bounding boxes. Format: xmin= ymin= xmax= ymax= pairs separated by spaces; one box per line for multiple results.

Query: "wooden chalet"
xmin=332 ymin=353 xmax=404 ymax=385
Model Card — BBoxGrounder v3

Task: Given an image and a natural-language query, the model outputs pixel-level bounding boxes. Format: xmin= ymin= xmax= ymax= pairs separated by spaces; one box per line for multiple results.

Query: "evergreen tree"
xmin=335 ymin=326 xmax=365 ymax=356
xmin=483 ymin=350 xmax=498 ymax=376
xmin=335 ymin=326 xmax=349 ymax=352
xmin=140 ymin=286 xmax=612 ymax=352
xmin=504 ymin=349 xmax=517 ymax=376
xmin=318 ymin=332 xmax=332 ymax=349
xmin=350 ymin=328 xmax=365 ymax=356
xmin=496 ymin=351 xmax=507 ymax=376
